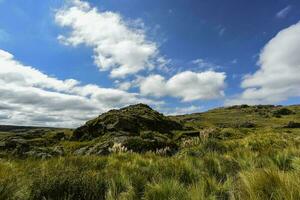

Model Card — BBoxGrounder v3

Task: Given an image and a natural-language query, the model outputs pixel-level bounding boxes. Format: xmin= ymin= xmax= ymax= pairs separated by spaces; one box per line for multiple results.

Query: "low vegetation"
xmin=1 ymin=104 xmax=300 ymax=199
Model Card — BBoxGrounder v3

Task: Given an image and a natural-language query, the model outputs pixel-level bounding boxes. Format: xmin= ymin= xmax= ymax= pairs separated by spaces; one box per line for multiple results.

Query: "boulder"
xmin=4 ymin=138 xmax=30 ymax=153
xmin=53 ymin=146 xmax=65 ymax=156
xmin=73 ymin=142 xmax=112 ymax=156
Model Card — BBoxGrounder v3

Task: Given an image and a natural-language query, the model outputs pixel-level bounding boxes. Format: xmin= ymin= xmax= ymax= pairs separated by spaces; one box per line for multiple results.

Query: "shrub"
xmin=240 ymin=104 xmax=250 ymax=108
xmin=273 ymin=108 xmax=294 ymax=116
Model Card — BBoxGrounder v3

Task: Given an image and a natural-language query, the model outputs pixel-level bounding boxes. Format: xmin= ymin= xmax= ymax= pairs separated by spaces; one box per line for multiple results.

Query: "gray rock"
xmin=72 ymin=103 xmax=183 ymax=140
xmin=53 ymin=146 xmax=65 ymax=156
xmin=74 ymin=146 xmax=89 ymax=155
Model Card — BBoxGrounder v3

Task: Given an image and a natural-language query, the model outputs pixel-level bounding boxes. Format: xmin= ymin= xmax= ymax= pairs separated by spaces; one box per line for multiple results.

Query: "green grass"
xmin=1 ymin=144 xmax=300 ymax=200
xmin=1 ymin=105 xmax=300 ymax=199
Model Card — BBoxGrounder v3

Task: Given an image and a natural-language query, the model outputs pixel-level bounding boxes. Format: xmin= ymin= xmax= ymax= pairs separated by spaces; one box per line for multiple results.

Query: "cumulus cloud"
xmin=55 ymin=0 xmax=158 ymax=78
xmin=115 ymin=81 xmax=132 ymax=91
xmin=140 ymin=71 xmax=226 ymax=102
xmin=227 ymin=21 xmax=300 ymax=105
xmin=0 ymin=49 xmax=158 ymax=127
xmin=276 ymin=5 xmax=292 ymax=19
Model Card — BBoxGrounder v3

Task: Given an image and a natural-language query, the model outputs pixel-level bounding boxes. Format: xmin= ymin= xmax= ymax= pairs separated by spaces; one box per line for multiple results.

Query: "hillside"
xmin=173 ymin=104 xmax=300 ymax=129
xmin=1 ymin=104 xmax=300 ymax=199
xmin=74 ymin=103 xmax=183 ymax=140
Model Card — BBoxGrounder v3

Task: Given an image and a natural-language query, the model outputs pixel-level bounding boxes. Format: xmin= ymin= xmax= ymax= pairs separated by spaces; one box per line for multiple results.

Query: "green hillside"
xmin=1 ymin=104 xmax=300 ymax=200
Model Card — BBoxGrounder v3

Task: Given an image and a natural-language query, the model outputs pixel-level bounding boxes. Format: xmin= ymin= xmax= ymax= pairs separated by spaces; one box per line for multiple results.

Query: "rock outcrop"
xmin=72 ymin=104 xmax=183 ymax=140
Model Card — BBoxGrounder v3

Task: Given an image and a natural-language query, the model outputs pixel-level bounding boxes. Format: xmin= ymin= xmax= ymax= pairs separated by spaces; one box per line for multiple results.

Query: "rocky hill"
xmin=72 ymin=103 xmax=183 ymax=140
xmin=70 ymin=104 xmax=185 ymax=155
xmin=1 ymin=103 xmax=300 ymax=158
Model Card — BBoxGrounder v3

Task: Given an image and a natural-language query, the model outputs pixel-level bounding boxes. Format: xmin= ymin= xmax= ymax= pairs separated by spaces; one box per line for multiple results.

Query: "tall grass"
xmin=1 ymin=125 xmax=300 ymax=199
xmin=234 ymin=169 xmax=300 ymax=200
xmin=144 ymin=179 xmax=189 ymax=200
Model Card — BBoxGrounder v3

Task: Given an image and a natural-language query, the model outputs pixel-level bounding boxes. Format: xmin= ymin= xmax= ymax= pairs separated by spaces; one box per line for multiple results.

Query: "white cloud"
xmin=166 ymin=105 xmax=203 ymax=116
xmin=0 ymin=49 xmax=159 ymax=127
xmin=115 ymin=81 xmax=132 ymax=91
xmin=276 ymin=5 xmax=292 ymax=19
xmin=140 ymin=71 xmax=226 ymax=102
xmin=55 ymin=0 xmax=158 ymax=78
xmin=192 ymin=58 xmax=221 ymax=70
xmin=227 ymin=21 xmax=300 ymax=105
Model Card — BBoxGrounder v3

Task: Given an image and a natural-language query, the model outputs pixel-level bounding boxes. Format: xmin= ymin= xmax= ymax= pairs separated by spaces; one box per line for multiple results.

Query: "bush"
xmin=273 ymin=108 xmax=294 ymax=116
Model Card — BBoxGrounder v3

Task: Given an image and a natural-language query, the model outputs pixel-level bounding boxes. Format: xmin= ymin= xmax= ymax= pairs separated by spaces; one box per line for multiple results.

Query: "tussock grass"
xmin=1 ymin=105 xmax=300 ymax=199
xmin=234 ymin=169 xmax=300 ymax=200
xmin=144 ymin=179 xmax=189 ymax=200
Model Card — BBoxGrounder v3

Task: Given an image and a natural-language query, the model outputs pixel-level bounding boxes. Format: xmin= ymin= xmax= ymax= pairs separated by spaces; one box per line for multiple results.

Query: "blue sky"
xmin=0 ymin=0 xmax=300 ymax=127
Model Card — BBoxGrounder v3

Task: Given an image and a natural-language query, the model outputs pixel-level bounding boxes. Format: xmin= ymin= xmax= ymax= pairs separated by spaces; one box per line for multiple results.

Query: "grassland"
xmin=1 ymin=105 xmax=300 ymax=200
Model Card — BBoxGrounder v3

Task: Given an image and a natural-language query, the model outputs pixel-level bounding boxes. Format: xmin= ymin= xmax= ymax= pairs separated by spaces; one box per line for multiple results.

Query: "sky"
xmin=0 ymin=0 xmax=300 ymax=127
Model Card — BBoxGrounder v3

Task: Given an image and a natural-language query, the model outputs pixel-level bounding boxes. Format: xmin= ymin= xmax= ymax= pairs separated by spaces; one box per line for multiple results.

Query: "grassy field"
xmin=1 ymin=105 xmax=300 ymax=200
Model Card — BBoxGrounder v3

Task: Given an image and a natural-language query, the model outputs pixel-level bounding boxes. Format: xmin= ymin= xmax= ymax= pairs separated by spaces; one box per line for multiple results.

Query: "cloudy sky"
xmin=0 ymin=0 xmax=300 ymax=127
